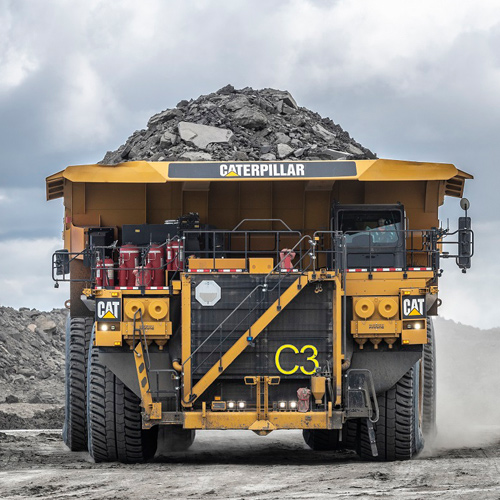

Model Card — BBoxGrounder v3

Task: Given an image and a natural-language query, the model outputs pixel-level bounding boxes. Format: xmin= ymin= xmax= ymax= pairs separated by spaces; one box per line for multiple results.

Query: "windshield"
xmin=338 ymin=210 xmax=403 ymax=245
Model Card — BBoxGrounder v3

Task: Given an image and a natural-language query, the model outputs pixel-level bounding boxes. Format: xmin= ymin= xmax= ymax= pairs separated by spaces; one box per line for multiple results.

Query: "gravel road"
xmin=1 ymin=428 xmax=500 ymax=500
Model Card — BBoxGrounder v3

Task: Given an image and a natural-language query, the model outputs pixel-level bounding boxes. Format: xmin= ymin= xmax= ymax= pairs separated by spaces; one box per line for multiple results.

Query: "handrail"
xmin=232 ymin=219 xmax=293 ymax=232
xmin=183 ymin=235 xmax=314 ymax=373
xmin=54 ymin=226 xmax=466 ymax=288
xmin=52 ymin=235 xmax=183 ymax=287
xmin=191 ymin=236 xmax=315 ymax=372
xmin=312 ymin=229 xmax=442 ymax=273
xmin=182 ymin=227 xmax=304 ymax=273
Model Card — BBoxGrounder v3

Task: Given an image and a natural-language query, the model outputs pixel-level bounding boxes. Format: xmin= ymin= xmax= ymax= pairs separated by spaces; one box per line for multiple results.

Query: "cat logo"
xmin=96 ymin=299 xmax=121 ymax=321
xmin=401 ymin=295 xmax=426 ymax=319
xmin=224 ymin=167 xmax=239 ymax=177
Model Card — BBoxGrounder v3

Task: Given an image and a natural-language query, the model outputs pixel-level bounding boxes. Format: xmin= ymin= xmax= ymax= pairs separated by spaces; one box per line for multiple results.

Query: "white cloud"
xmin=278 ymin=0 xmax=500 ymax=90
xmin=0 ymin=3 xmax=39 ymax=92
xmin=2 ymin=0 xmax=500 ymax=156
xmin=0 ymin=187 xmax=62 ymax=239
xmin=0 ymin=47 xmax=39 ymax=92
xmin=47 ymin=55 xmax=123 ymax=149
xmin=0 ymin=237 xmax=68 ymax=311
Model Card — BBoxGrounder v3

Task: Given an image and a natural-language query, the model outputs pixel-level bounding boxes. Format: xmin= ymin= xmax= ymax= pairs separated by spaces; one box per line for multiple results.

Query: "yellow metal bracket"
xmin=333 ymin=275 xmax=344 ymax=406
xmin=133 ymin=340 xmax=162 ymax=419
xmin=250 ymin=376 xmax=280 ymax=435
xmin=249 ymin=420 xmax=277 ymax=435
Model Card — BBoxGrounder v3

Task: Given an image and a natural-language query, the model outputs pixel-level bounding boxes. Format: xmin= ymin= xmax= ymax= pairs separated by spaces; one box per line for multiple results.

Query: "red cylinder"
xmin=118 ymin=244 xmax=140 ymax=287
xmin=134 ymin=262 xmax=153 ymax=286
xmin=279 ymin=248 xmax=296 ymax=272
xmin=96 ymin=258 xmax=115 ymax=287
xmin=166 ymin=241 xmax=184 ymax=271
xmin=146 ymin=244 xmax=165 ymax=286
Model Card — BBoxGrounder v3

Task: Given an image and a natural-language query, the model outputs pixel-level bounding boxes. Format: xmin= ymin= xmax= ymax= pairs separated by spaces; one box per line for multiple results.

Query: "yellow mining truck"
xmin=46 ymin=159 xmax=473 ymax=462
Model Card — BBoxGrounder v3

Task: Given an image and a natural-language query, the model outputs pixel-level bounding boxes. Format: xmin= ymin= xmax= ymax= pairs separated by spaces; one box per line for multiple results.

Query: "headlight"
xmin=289 ymin=401 xmax=297 ymax=410
xmin=278 ymin=401 xmax=287 ymax=410
xmin=227 ymin=401 xmax=235 ymax=410
xmin=405 ymin=320 xmax=425 ymax=330
xmin=238 ymin=401 xmax=246 ymax=410
xmin=98 ymin=322 xmax=120 ymax=331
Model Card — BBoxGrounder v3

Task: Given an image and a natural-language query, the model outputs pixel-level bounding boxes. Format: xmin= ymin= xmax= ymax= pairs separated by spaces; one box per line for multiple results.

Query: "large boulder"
xmin=178 ymin=122 xmax=233 ymax=150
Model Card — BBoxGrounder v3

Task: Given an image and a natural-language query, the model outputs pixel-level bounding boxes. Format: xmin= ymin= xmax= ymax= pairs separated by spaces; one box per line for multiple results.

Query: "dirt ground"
xmin=2 ymin=317 xmax=500 ymax=499
xmin=1 ymin=425 xmax=500 ymax=500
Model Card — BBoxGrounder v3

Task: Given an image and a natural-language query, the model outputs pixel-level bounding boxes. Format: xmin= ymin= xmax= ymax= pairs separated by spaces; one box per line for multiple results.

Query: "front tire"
xmin=422 ymin=318 xmax=437 ymax=442
xmin=87 ymin=341 xmax=158 ymax=463
xmin=63 ymin=316 xmax=92 ymax=451
xmin=358 ymin=363 xmax=424 ymax=461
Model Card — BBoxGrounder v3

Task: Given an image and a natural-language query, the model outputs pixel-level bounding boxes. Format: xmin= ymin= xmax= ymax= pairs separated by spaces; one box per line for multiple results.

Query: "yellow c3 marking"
xmin=275 ymin=344 xmax=299 ymax=375
xmin=300 ymin=344 xmax=319 ymax=375
xmin=275 ymin=343 xmax=320 ymax=375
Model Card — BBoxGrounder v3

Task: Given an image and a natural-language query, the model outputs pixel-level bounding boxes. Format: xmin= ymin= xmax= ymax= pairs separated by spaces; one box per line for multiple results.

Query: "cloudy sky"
xmin=0 ymin=0 xmax=497 ymax=327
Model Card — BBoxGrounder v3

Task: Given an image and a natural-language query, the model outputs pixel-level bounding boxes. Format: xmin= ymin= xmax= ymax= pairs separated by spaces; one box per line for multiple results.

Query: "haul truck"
xmin=46 ymin=159 xmax=473 ymax=462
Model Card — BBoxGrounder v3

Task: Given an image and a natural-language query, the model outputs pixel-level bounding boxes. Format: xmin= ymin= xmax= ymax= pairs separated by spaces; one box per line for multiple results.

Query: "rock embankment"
xmin=0 ymin=307 xmax=67 ymax=404
xmin=101 ymin=85 xmax=376 ymax=164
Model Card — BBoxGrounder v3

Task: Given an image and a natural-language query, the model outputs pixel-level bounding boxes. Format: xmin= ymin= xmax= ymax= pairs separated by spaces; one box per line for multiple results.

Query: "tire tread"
xmin=87 ymin=342 xmax=158 ymax=463
xmin=64 ymin=317 xmax=92 ymax=451
xmin=358 ymin=365 xmax=422 ymax=461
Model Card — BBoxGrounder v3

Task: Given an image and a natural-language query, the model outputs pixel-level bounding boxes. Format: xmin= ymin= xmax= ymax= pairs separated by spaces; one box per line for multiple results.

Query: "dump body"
xmin=47 ymin=159 xmax=472 ymax=459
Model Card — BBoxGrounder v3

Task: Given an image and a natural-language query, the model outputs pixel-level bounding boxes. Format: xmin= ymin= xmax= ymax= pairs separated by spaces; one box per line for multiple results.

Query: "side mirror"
xmin=457 ymin=217 xmax=472 ymax=271
xmin=460 ymin=198 xmax=470 ymax=211
xmin=54 ymin=249 xmax=70 ymax=276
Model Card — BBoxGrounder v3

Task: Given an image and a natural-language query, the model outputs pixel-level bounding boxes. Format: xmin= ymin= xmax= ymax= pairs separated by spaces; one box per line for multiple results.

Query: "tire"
xmin=340 ymin=419 xmax=359 ymax=451
xmin=157 ymin=426 xmax=195 ymax=453
xmin=63 ymin=316 xmax=92 ymax=451
xmin=358 ymin=363 xmax=424 ymax=461
xmin=423 ymin=318 xmax=437 ymax=442
xmin=303 ymin=429 xmax=340 ymax=451
xmin=87 ymin=339 xmax=158 ymax=463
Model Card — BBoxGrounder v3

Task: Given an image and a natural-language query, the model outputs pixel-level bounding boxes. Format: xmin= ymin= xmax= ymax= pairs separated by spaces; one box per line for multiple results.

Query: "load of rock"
xmin=101 ymin=85 xmax=376 ymax=164
xmin=0 ymin=307 xmax=67 ymax=404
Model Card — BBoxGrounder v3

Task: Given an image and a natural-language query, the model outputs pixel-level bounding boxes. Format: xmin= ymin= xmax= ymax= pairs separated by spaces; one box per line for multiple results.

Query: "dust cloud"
xmin=432 ymin=317 xmax=500 ymax=450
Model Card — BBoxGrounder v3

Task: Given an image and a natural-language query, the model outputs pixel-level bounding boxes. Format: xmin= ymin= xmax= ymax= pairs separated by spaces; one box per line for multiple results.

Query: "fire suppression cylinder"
xmin=145 ymin=244 xmax=165 ymax=286
xmin=133 ymin=262 xmax=153 ymax=286
xmin=118 ymin=244 xmax=140 ymax=287
xmin=96 ymin=258 xmax=115 ymax=287
xmin=279 ymin=248 xmax=296 ymax=271
xmin=166 ymin=241 xmax=183 ymax=271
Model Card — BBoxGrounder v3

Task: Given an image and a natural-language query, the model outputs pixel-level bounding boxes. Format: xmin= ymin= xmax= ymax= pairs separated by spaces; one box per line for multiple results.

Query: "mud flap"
xmin=365 ymin=419 xmax=378 ymax=457
xmin=344 ymin=369 xmax=379 ymax=421
xmin=344 ymin=369 xmax=380 ymax=457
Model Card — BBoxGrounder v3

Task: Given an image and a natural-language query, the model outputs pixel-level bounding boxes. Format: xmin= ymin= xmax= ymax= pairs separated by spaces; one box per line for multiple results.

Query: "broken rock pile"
xmin=0 ymin=307 xmax=67 ymax=404
xmin=101 ymin=85 xmax=376 ymax=164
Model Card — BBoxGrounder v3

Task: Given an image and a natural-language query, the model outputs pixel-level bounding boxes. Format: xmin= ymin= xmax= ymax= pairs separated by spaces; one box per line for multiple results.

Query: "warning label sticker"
xmin=96 ymin=299 xmax=121 ymax=321
xmin=401 ymin=295 xmax=426 ymax=319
